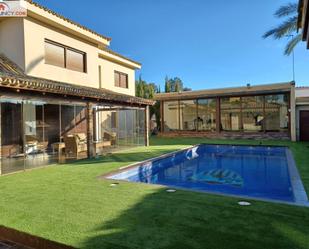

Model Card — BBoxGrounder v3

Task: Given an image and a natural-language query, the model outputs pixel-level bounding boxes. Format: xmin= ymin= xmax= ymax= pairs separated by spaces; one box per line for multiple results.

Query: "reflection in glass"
xmin=197 ymin=99 xmax=216 ymax=131
xmin=242 ymin=96 xmax=264 ymax=132
xmin=220 ymin=97 xmax=241 ymax=131
xmin=265 ymin=94 xmax=289 ymax=131
xmin=163 ymin=101 xmax=179 ymax=131
xmin=180 ymin=100 xmax=197 ymax=131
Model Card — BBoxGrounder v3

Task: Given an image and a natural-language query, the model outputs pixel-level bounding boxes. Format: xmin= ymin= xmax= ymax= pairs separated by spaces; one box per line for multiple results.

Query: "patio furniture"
xmin=25 ymin=135 xmax=48 ymax=154
xmin=51 ymin=142 xmax=65 ymax=154
xmin=103 ymin=130 xmax=117 ymax=146
xmin=1 ymin=144 xmax=21 ymax=158
xmin=63 ymin=133 xmax=87 ymax=158
xmin=93 ymin=140 xmax=112 ymax=155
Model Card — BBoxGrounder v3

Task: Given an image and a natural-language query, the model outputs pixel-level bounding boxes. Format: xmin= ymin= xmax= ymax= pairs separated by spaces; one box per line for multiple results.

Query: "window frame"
xmin=114 ymin=70 xmax=128 ymax=89
xmin=44 ymin=39 xmax=87 ymax=73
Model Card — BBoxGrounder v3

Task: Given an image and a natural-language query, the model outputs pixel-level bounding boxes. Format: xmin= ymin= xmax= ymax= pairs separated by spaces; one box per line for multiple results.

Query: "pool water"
xmin=108 ymin=145 xmax=295 ymax=202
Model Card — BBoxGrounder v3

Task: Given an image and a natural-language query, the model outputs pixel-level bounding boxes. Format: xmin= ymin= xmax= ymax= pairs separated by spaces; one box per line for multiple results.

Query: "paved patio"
xmin=0 ymin=240 xmax=32 ymax=249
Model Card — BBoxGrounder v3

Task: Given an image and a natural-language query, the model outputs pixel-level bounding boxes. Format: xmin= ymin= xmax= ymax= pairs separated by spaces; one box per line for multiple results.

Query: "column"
xmin=216 ymin=97 xmax=221 ymax=133
xmin=86 ymin=102 xmax=95 ymax=158
xmin=145 ymin=105 xmax=150 ymax=146
xmin=290 ymin=83 xmax=296 ymax=141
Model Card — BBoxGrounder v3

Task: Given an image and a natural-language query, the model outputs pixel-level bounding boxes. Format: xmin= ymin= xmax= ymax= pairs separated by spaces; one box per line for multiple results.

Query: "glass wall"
xmin=220 ymin=97 xmax=241 ymax=131
xmin=94 ymin=106 xmax=146 ymax=155
xmin=0 ymin=97 xmax=87 ymax=175
xmin=179 ymin=100 xmax=197 ymax=131
xmin=197 ymin=99 xmax=216 ymax=131
xmin=265 ymin=94 xmax=289 ymax=131
xmin=163 ymin=101 xmax=179 ymax=131
xmin=161 ymin=93 xmax=289 ymax=134
xmin=242 ymin=96 xmax=264 ymax=132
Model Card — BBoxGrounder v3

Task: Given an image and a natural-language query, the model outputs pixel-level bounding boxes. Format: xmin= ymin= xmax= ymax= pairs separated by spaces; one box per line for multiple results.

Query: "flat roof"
xmin=154 ymin=82 xmax=294 ymax=101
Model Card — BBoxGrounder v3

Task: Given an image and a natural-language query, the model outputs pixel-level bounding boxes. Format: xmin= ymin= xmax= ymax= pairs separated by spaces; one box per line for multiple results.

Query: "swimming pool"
xmin=106 ymin=145 xmax=308 ymax=205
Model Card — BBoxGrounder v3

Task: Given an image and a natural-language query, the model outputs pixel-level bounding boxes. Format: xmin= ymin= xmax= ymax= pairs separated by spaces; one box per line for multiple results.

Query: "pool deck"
xmin=286 ymin=148 xmax=309 ymax=206
xmin=104 ymin=144 xmax=309 ymax=207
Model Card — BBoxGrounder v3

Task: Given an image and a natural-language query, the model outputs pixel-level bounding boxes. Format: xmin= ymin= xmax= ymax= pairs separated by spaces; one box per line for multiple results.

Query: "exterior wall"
xmin=296 ymin=87 xmax=309 ymax=98
xmin=98 ymin=58 xmax=136 ymax=96
xmin=23 ymin=17 xmax=99 ymax=88
xmin=290 ymin=85 xmax=296 ymax=141
xmin=5 ymin=16 xmax=138 ymax=95
xmin=158 ymin=131 xmax=290 ymax=140
xmin=0 ymin=18 xmax=25 ymax=70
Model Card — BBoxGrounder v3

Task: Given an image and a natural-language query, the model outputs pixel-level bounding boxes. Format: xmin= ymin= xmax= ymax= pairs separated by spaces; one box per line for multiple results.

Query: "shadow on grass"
xmin=71 ymin=147 xmax=183 ymax=166
xmin=81 ymin=188 xmax=309 ymax=249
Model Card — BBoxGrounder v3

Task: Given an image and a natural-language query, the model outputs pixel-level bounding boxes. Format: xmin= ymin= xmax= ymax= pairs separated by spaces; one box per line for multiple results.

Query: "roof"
xmin=0 ymin=54 xmax=153 ymax=106
xmin=154 ymin=82 xmax=294 ymax=101
xmin=100 ymin=46 xmax=141 ymax=68
xmin=24 ymin=1 xmax=141 ymax=68
xmin=26 ymin=0 xmax=111 ymax=42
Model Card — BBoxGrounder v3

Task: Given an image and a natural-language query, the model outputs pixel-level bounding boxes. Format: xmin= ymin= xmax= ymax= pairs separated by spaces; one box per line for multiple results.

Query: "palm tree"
xmin=263 ymin=2 xmax=302 ymax=55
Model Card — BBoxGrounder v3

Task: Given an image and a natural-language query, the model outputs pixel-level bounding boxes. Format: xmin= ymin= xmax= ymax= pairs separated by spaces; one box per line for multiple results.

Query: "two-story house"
xmin=0 ymin=0 xmax=153 ymax=175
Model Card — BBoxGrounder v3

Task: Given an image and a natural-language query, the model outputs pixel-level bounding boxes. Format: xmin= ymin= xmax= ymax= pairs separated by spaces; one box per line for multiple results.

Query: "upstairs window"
xmin=114 ymin=71 xmax=128 ymax=88
xmin=45 ymin=39 xmax=87 ymax=73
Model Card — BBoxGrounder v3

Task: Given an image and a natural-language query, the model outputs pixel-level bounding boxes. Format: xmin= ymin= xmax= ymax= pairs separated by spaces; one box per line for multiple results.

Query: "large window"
xmin=220 ymin=97 xmax=241 ymax=131
xmin=265 ymin=94 xmax=289 ymax=131
xmin=163 ymin=101 xmax=179 ymax=131
xmin=161 ymin=93 xmax=290 ymax=134
xmin=197 ymin=99 xmax=216 ymax=131
xmin=45 ymin=39 xmax=87 ymax=73
xmin=114 ymin=71 xmax=128 ymax=88
xmin=180 ymin=100 xmax=197 ymax=131
xmin=242 ymin=96 xmax=264 ymax=132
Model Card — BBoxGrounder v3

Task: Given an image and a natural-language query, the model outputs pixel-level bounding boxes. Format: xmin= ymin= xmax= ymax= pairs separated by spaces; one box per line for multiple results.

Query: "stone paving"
xmin=0 ymin=240 xmax=32 ymax=249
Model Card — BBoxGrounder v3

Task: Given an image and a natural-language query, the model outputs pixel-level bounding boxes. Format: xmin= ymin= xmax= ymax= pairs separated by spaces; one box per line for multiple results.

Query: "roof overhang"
xmin=298 ymin=0 xmax=309 ymax=48
xmin=26 ymin=0 xmax=111 ymax=47
xmin=154 ymin=82 xmax=294 ymax=101
xmin=0 ymin=53 xmax=151 ymax=106
xmin=99 ymin=50 xmax=141 ymax=70
xmin=0 ymin=73 xmax=153 ymax=106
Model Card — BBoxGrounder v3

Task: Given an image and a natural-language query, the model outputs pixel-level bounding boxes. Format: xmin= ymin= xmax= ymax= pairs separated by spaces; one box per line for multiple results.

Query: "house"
xmin=0 ymin=0 xmax=153 ymax=175
xmin=298 ymin=0 xmax=309 ymax=48
xmin=155 ymin=82 xmax=297 ymax=141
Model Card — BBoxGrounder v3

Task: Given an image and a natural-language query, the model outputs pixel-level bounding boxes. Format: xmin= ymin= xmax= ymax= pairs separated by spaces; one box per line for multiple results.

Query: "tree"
xmin=164 ymin=76 xmax=171 ymax=93
xmin=263 ymin=2 xmax=302 ymax=55
xmin=135 ymin=76 xmax=161 ymax=131
xmin=164 ymin=76 xmax=185 ymax=92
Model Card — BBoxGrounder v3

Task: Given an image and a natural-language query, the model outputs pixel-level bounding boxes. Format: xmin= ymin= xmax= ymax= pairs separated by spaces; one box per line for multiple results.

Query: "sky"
xmin=34 ymin=0 xmax=309 ymax=90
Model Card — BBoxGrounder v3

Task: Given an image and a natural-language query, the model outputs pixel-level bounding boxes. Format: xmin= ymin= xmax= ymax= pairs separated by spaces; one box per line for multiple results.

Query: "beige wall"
xmin=23 ymin=17 xmax=100 ymax=88
xmin=0 ymin=18 xmax=25 ymax=71
xmin=98 ymin=58 xmax=136 ymax=96
xmin=0 ymin=16 xmax=137 ymax=96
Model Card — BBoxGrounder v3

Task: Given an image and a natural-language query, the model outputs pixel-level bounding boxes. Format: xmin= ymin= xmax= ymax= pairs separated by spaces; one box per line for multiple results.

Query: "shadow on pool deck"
xmin=80 ymin=188 xmax=309 ymax=249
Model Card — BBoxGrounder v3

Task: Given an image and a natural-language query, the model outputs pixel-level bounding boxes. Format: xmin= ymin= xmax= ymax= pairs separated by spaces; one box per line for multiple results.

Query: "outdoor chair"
xmin=63 ymin=133 xmax=87 ymax=159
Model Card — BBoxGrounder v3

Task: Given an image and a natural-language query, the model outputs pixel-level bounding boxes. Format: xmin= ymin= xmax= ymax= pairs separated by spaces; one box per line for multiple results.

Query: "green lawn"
xmin=0 ymin=137 xmax=309 ymax=249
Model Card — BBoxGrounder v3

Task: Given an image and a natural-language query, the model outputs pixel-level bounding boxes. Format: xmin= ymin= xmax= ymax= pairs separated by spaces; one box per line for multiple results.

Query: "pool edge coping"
xmin=100 ymin=145 xmax=198 ymax=179
xmin=285 ymin=148 xmax=309 ymax=206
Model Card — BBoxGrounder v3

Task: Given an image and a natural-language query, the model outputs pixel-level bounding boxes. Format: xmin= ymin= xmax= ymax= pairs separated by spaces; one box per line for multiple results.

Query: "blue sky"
xmin=35 ymin=0 xmax=309 ymax=90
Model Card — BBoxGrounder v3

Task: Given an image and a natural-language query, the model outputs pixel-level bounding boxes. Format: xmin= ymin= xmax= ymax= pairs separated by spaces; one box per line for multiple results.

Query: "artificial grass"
xmin=0 ymin=137 xmax=308 ymax=249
